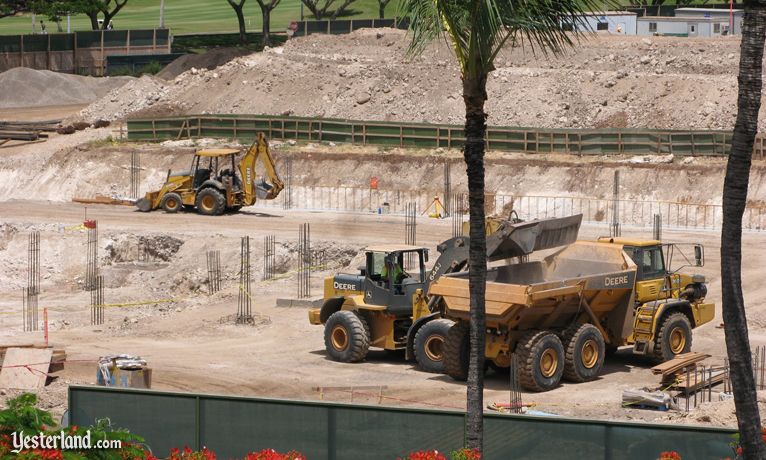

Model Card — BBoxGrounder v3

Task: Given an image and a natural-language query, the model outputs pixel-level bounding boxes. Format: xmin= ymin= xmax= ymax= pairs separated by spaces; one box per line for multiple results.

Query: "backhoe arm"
xmin=239 ymin=132 xmax=285 ymax=204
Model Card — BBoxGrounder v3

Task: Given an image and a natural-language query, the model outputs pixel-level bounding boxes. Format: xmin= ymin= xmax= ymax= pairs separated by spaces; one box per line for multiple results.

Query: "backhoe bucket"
xmin=486 ymin=214 xmax=583 ymax=261
xmin=255 ymin=180 xmax=275 ymax=200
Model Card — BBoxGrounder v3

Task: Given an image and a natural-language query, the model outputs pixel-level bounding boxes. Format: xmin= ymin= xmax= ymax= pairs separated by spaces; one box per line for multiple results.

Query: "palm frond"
xmin=399 ymin=0 xmax=620 ymax=78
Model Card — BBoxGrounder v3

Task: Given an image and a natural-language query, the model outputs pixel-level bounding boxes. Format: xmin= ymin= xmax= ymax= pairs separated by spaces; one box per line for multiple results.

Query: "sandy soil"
xmin=0 ymin=199 xmax=760 ymax=428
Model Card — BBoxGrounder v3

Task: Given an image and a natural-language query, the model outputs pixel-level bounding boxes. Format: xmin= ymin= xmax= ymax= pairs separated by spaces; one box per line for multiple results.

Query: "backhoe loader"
xmin=136 ymin=133 xmax=283 ymax=215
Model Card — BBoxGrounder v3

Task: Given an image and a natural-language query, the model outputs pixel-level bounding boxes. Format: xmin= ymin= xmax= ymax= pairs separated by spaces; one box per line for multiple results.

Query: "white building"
xmin=637 ymin=8 xmax=744 ymax=37
xmin=568 ymin=12 xmax=638 ymax=36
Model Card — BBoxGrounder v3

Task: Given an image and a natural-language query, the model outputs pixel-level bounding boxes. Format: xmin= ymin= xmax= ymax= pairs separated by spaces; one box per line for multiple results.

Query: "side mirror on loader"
xmin=694 ymin=244 xmax=704 ymax=267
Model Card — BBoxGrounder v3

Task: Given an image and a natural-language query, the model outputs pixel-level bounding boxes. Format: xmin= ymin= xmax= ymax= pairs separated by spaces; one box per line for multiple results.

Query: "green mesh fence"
xmin=126 ymin=115 xmax=734 ymax=157
xmin=69 ymin=386 xmax=735 ymax=460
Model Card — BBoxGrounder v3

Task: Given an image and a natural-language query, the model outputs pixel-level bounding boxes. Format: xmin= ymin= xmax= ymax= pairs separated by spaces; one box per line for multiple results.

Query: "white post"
xmin=32 ymin=13 xmax=36 ymax=33
xmin=159 ymin=0 xmax=165 ymax=28
xmin=67 ymin=14 xmax=71 ymax=33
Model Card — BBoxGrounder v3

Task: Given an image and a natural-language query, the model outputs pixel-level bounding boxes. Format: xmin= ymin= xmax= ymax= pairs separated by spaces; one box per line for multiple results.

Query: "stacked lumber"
xmin=651 ymin=352 xmax=710 ymax=378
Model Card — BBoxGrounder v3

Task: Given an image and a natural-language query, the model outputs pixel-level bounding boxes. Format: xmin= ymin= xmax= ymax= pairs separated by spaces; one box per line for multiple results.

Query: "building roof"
xmin=365 ymin=244 xmax=425 ymax=253
xmin=675 ymin=8 xmax=743 ymax=13
xmin=583 ymin=11 xmax=637 ymax=17
xmin=638 ymin=16 xmax=731 ymax=22
xmin=195 ymin=148 xmax=240 ymax=157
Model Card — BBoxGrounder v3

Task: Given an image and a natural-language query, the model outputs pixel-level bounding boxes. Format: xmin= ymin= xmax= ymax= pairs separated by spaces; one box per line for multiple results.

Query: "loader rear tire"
xmin=518 ymin=330 xmax=565 ymax=392
xmin=195 ymin=188 xmax=225 ymax=216
xmin=444 ymin=321 xmax=470 ymax=381
xmin=653 ymin=312 xmax=692 ymax=363
xmin=562 ymin=323 xmax=605 ymax=383
xmin=324 ymin=311 xmax=370 ymax=363
xmin=414 ymin=319 xmax=453 ymax=374
xmin=160 ymin=193 xmax=182 ymax=213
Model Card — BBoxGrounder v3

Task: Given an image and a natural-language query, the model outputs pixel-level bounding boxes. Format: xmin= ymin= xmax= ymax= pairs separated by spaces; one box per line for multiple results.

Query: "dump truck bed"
xmin=430 ymin=241 xmax=638 ymax=332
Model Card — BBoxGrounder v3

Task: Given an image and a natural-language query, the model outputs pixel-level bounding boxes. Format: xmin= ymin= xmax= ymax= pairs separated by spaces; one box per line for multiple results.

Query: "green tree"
xmin=300 ymin=0 xmax=357 ymax=20
xmin=73 ymin=0 xmax=129 ymax=30
xmin=31 ymin=0 xmax=71 ymax=31
xmin=399 ymin=0 xmax=608 ymax=451
xmin=377 ymin=0 xmax=391 ymax=19
xmin=226 ymin=0 xmax=248 ymax=44
xmin=0 ymin=0 xmax=29 ymax=19
xmin=721 ymin=2 xmax=766 ymax=458
xmin=255 ymin=0 xmax=281 ymax=47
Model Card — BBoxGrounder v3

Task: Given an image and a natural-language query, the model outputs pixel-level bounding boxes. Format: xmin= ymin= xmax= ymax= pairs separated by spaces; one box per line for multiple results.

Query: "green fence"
xmin=69 ymin=386 xmax=736 ymax=459
xmin=126 ymin=115 xmax=746 ymax=157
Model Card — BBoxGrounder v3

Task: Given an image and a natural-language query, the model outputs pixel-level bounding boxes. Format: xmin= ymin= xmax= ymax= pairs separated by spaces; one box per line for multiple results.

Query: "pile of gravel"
xmin=0 ymin=67 xmax=132 ymax=109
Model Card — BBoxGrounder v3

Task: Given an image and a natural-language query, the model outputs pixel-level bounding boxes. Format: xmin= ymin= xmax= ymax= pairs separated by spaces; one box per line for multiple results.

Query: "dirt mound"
xmin=157 ymin=48 xmax=253 ymax=80
xmin=0 ymin=67 xmax=132 ymax=109
xmin=105 ymin=234 xmax=185 ymax=263
xmin=75 ymin=29 xmax=765 ymax=131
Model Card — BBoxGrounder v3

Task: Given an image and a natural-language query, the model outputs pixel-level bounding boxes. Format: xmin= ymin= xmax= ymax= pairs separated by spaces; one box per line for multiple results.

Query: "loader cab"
xmin=190 ymin=149 xmax=240 ymax=190
xmin=363 ymin=245 xmax=428 ymax=316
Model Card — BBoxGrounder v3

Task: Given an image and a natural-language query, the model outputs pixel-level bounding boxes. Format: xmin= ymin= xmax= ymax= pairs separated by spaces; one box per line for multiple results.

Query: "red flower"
xmin=658 ymin=452 xmax=681 ymax=460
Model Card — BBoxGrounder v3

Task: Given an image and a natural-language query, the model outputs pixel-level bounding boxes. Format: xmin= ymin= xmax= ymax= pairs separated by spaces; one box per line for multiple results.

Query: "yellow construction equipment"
xmin=308 ymin=214 xmax=583 ymax=374
xmin=431 ymin=235 xmax=714 ymax=392
xmin=136 ymin=133 xmax=283 ymax=215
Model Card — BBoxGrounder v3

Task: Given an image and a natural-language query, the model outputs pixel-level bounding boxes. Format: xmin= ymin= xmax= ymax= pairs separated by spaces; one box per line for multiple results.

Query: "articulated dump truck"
xmin=308 ymin=214 xmax=583 ymax=374
xmin=430 ymin=235 xmax=715 ymax=392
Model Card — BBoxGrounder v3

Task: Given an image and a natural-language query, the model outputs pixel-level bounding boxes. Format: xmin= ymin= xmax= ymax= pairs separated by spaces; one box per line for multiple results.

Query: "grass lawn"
xmin=0 ymin=0 xmax=400 ymax=36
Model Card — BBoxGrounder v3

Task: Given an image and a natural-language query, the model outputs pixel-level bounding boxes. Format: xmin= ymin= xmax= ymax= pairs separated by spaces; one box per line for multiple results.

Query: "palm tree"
xmin=399 ymin=0 xmax=607 ymax=451
xmin=721 ymin=3 xmax=766 ymax=458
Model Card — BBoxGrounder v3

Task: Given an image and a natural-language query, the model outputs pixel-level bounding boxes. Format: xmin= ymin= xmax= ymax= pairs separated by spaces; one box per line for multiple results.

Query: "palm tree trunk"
xmin=462 ymin=73 xmax=488 ymax=452
xmin=235 ymin=8 xmax=247 ymax=45
xmin=722 ymin=4 xmax=766 ymax=459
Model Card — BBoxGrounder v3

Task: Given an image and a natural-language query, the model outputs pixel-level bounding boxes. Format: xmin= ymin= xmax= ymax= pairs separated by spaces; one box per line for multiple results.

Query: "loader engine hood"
xmin=331 ymin=274 xmax=364 ymax=293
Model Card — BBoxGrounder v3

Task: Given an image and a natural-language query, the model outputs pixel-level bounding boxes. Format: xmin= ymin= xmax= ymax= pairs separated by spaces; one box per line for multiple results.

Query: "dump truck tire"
xmin=160 ymin=193 xmax=182 ymax=213
xmin=518 ymin=330 xmax=565 ymax=392
xmin=562 ymin=323 xmax=605 ymax=383
xmin=444 ymin=321 xmax=470 ymax=381
xmin=653 ymin=312 xmax=692 ymax=363
xmin=324 ymin=311 xmax=370 ymax=363
xmin=195 ymin=188 xmax=226 ymax=216
xmin=414 ymin=319 xmax=453 ymax=374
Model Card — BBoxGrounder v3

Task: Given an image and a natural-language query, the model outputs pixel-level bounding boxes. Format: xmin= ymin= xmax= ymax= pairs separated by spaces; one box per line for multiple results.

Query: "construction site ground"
xmin=2 ymin=30 xmax=766 ymax=431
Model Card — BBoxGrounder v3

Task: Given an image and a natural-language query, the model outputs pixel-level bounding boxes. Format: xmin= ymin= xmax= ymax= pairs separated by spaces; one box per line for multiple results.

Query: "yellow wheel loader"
xmin=308 ymin=214 xmax=584 ymax=374
xmin=136 ymin=133 xmax=283 ymax=215
xmin=430 ymin=236 xmax=714 ymax=392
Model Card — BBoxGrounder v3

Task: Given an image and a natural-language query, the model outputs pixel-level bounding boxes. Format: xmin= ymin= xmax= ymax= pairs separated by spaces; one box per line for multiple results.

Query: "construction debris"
xmin=97 ymin=354 xmax=151 ymax=389
xmin=622 ymin=389 xmax=675 ymax=411
xmin=73 ymin=195 xmax=135 ymax=206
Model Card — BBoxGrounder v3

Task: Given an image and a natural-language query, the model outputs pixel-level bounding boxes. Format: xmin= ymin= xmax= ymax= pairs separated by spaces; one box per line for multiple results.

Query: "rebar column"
xmin=653 ymin=214 xmax=662 ymax=241
xmin=405 ymin=203 xmax=417 ymax=268
xmin=263 ymin=235 xmax=275 ymax=281
xmin=443 ymin=162 xmax=451 ymax=218
xmin=90 ymin=275 xmax=104 ymax=325
xmin=85 ymin=221 xmax=98 ymax=291
xmin=298 ymin=224 xmax=311 ymax=298
xmin=611 ymin=170 xmax=621 ymax=237
xmin=206 ymin=250 xmax=221 ymax=294
xmin=282 ymin=157 xmax=292 ymax=210
xmin=237 ymin=236 xmax=253 ymax=324
xmin=130 ymin=151 xmax=141 ymax=199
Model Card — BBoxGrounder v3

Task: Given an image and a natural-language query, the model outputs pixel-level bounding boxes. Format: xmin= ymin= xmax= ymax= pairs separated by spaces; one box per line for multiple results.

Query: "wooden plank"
xmin=651 ymin=352 xmax=710 ymax=376
xmin=673 ymin=370 xmax=726 ymax=392
xmin=0 ymin=347 xmax=52 ymax=390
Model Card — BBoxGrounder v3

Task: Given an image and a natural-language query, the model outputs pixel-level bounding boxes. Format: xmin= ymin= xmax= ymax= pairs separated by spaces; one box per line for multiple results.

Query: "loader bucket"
xmin=486 ymin=214 xmax=583 ymax=261
xmin=135 ymin=192 xmax=158 ymax=212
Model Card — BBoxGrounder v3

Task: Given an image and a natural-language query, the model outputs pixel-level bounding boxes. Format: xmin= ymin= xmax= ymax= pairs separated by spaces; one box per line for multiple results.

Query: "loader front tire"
xmin=444 ymin=321 xmax=470 ymax=381
xmin=324 ymin=311 xmax=370 ymax=363
xmin=562 ymin=323 xmax=605 ymax=383
xmin=414 ymin=319 xmax=453 ymax=374
xmin=653 ymin=313 xmax=692 ymax=363
xmin=160 ymin=193 xmax=182 ymax=213
xmin=518 ymin=330 xmax=565 ymax=392
xmin=195 ymin=188 xmax=226 ymax=216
